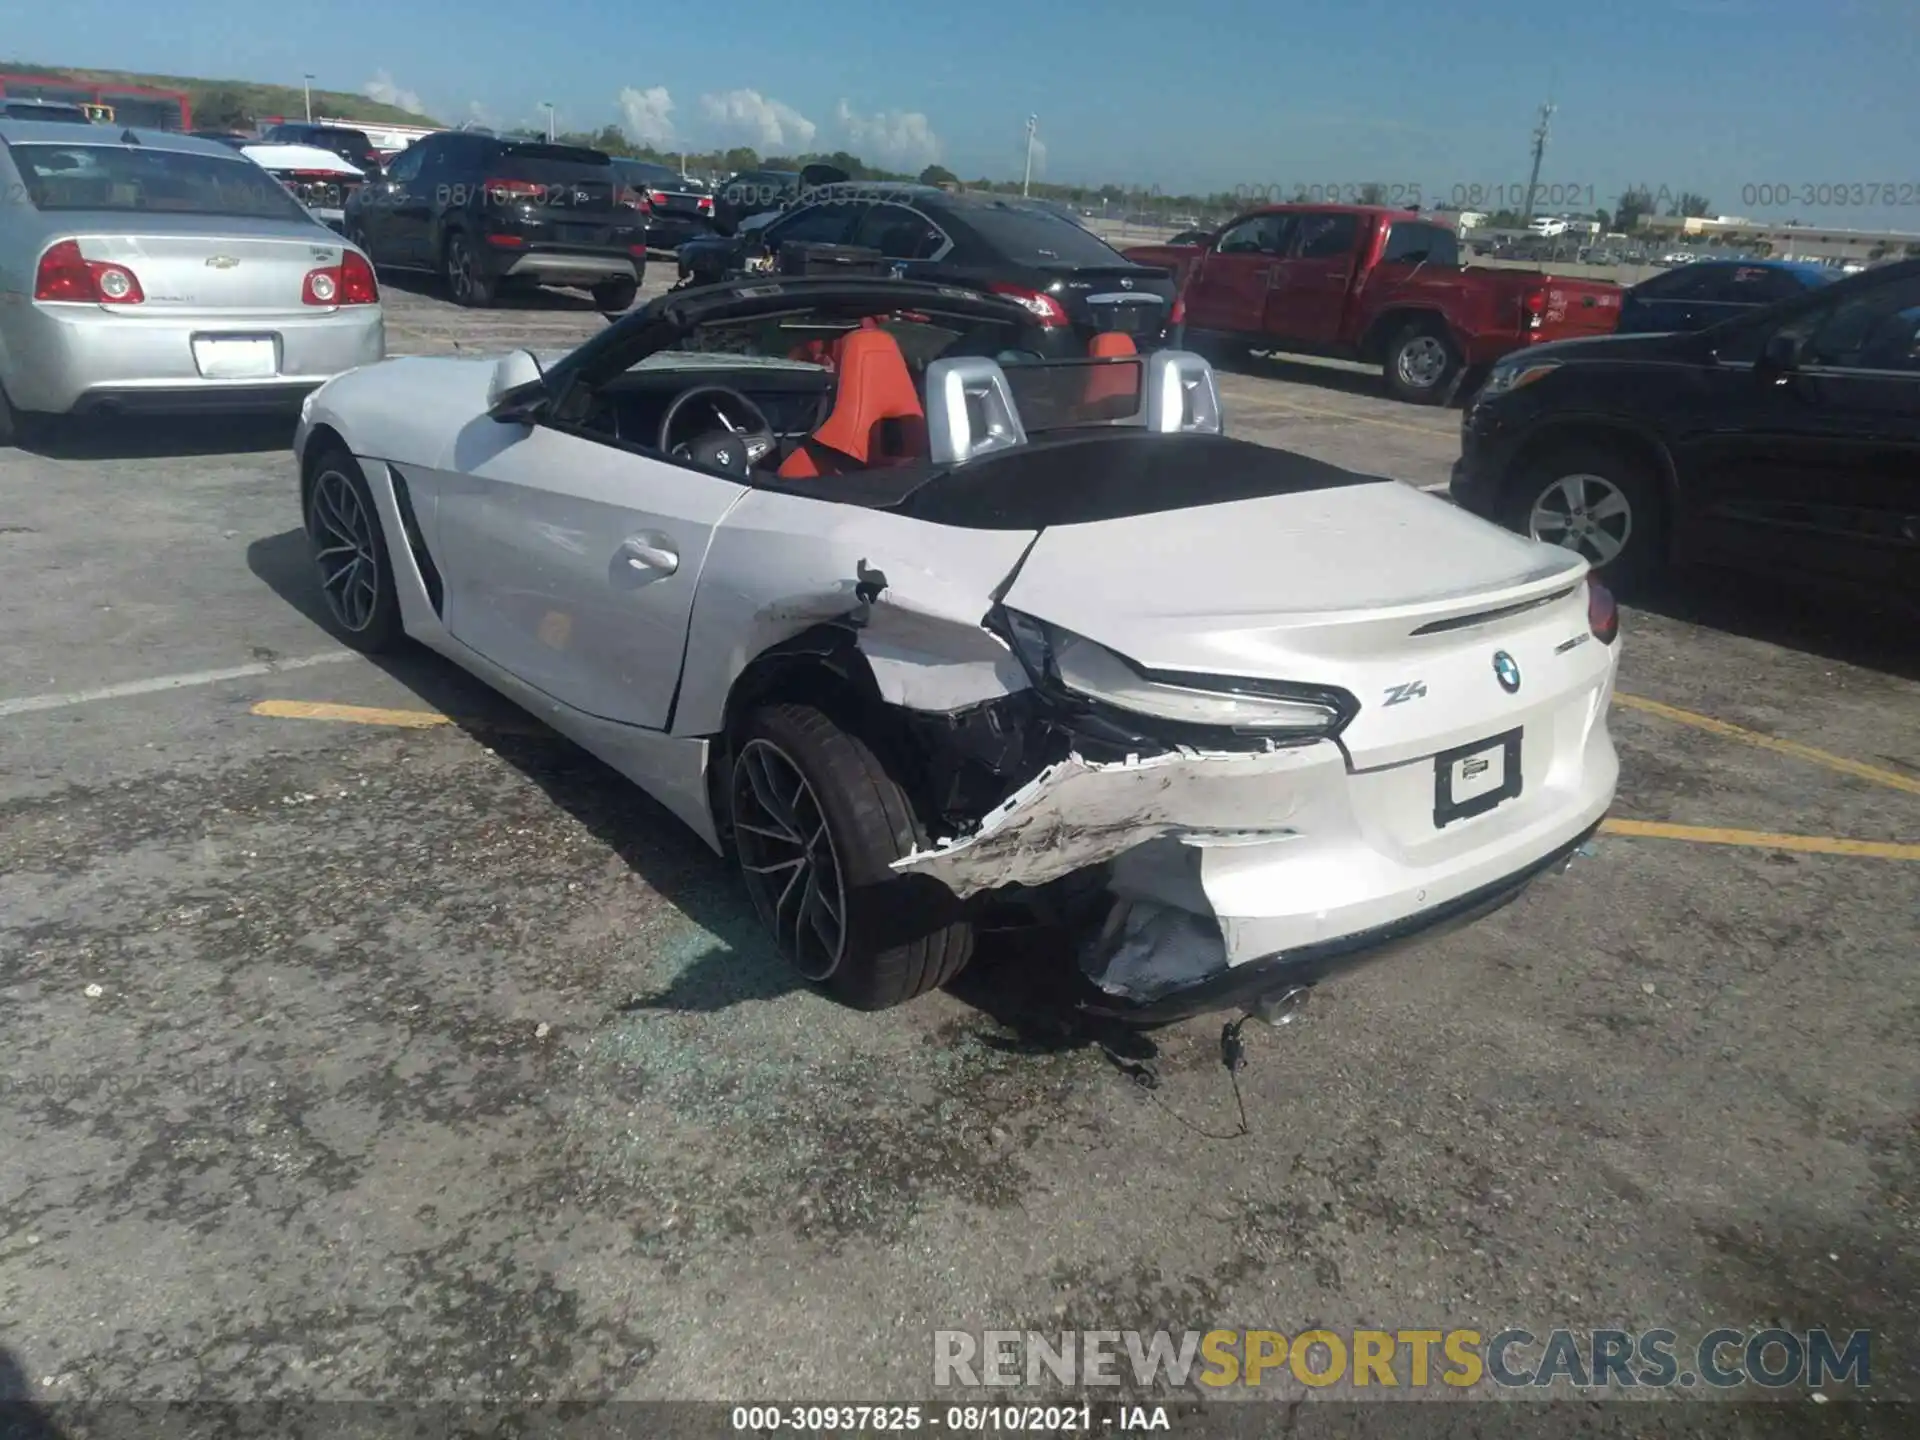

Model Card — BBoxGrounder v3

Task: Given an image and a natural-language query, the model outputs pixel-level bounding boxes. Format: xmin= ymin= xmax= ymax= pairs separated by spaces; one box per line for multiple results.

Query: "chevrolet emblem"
xmin=205 ymin=256 xmax=240 ymax=269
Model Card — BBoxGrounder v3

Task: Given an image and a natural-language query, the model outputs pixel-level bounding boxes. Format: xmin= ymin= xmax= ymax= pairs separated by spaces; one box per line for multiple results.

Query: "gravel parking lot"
xmin=2 ymin=272 xmax=1915 ymax=1432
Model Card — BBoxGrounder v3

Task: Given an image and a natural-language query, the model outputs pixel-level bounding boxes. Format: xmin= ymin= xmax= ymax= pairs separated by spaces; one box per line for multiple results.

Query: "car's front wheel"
xmin=305 ymin=448 xmax=404 ymax=652
xmin=1502 ymin=442 xmax=1664 ymax=592
xmin=729 ymin=703 xmax=973 ymax=1009
xmin=443 ymin=231 xmax=498 ymax=308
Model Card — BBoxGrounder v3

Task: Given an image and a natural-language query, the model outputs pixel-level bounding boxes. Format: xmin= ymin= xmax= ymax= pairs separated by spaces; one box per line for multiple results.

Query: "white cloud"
xmin=834 ymin=100 xmax=941 ymax=170
xmin=699 ymin=89 xmax=816 ymax=151
xmin=464 ymin=100 xmax=499 ymax=131
xmin=618 ymin=86 xmax=676 ymax=147
xmin=362 ymin=70 xmax=425 ymax=115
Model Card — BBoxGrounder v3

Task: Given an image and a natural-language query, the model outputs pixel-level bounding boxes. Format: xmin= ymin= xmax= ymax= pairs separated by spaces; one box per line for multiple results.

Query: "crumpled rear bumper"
xmin=1077 ymin=817 xmax=1601 ymax=1024
xmin=891 ymin=680 xmax=1616 ymax=1014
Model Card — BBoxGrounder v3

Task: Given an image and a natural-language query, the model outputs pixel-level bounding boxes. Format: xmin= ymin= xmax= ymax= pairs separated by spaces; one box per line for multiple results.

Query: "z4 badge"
xmin=1382 ymin=680 xmax=1428 ymax=706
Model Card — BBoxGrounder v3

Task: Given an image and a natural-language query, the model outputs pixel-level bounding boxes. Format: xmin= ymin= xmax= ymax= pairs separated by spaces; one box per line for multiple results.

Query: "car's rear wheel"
xmin=305 ymin=448 xmax=404 ymax=652
xmin=1502 ymin=442 xmax=1664 ymax=592
xmin=730 ymin=703 xmax=973 ymax=1009
xmin=1384 ymin=320 xmax=1461 ymax=404
xmin=0 ymin=381 xmax=16 ymax=448
xmin=592 ymin=276 xmax=639 ymax=313
xmin=443 ymin=231 xmax=497 ymax=308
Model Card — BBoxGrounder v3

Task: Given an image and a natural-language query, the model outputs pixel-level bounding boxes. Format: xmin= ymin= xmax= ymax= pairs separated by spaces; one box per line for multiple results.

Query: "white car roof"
xmin=242 ymin=143 xmax=364 ymax=176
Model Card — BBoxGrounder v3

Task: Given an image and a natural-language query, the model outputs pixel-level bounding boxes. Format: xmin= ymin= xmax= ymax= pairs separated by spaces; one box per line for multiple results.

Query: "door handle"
xmin=619 ymin=538 xmax=679 ymax=574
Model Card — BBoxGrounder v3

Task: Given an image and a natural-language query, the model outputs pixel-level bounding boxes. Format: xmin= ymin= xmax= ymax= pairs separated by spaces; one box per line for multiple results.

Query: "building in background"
xmin=0 ymin=72 xmax=191 ymax=129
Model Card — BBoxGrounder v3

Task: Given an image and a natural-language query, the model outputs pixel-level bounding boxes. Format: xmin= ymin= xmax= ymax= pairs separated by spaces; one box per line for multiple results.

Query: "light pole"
xmin=541 ymin=102 xmax=555 ymax=143
xmin=303 ymin=74 xmax=314 ymax=123
xmin=1022 ymin=114 xmax=1037 ymax=197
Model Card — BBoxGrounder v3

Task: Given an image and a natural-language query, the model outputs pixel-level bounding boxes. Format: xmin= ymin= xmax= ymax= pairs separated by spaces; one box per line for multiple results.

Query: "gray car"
xmin=0 ymin=121 xmax=386 ymax=444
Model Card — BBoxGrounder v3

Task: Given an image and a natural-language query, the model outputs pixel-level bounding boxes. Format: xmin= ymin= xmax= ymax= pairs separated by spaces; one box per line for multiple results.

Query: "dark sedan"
xmin=674 ymin=182 xmax=1179 ymax=358
xmin=1450 ymin=258 xmax=1920 ymax=609
xmin=1616 ymin=259 xmax=1832 ymax=334
xmin=612 ymin=158 xmax=714 ymax=250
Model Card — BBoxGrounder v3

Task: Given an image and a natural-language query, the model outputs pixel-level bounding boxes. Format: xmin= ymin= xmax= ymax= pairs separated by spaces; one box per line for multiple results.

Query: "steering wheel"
xmin=657 ymin=385 xmax=777 ymax=476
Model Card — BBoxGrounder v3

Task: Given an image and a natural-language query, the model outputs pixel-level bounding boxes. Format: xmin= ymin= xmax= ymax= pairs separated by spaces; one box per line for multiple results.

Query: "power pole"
xmin=303 ymin=74 xmax=314 ymax=123
xmin=1022 ymin=114 xmax=1038 ymax=197
xmin=1521 ymin=100 xmax=1554 ymax=224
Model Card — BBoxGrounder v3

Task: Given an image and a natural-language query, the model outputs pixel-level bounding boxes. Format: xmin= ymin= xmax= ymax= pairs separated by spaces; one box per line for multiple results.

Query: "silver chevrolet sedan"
xmin=0 ymin=121 xmax=385 ymax=445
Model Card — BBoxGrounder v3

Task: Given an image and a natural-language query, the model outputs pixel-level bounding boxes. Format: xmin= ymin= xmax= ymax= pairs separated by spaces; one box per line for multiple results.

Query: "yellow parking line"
xmin=1613 ymin=693 xmax=1920 ymax=798
xmin=1601 ymin=818 xmax=1920 ymax=861
xmin=253 ymin=699 xmax=452 ymax=728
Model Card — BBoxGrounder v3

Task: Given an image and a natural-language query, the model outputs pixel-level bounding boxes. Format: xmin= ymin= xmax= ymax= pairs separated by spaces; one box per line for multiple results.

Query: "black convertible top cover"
xmin=752 ymin=430 xmax=1384 ymax=530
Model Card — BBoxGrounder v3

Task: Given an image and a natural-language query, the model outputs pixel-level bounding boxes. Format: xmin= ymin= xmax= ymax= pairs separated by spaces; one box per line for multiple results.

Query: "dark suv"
xmin=261 ymin=123 xmax=384 ymax=176
xmin=344 ymin=131 xmax=646 ymax=310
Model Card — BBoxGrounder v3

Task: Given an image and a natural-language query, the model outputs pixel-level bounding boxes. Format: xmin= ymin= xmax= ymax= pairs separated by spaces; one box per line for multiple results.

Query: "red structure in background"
xmin=0 ymin=72 xmax=192 ymax=130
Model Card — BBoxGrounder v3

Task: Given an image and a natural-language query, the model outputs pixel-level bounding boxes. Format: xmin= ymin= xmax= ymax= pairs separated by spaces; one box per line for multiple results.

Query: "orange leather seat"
xmin=1083 ymin=330 xmax=1140 ymax=411
xmin=778 ymin=328 xmax=927 ymax=478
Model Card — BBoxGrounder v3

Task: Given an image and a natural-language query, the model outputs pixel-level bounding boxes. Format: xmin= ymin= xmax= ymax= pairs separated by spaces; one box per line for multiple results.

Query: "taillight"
xmin=340 ymin=250 xmax=378 ymax=304
xmin=696 ymin=195 xmax=714 ymax=214
xmin=484 ymin=177 xmax=545 ymax=204
xmin=1587 ymin=574 xmax=1619 ymax=645
xmin=988 ymin=282 xmax=1070 ymax=327
xmin=1522 ymin=287 xmax=1546 ymax=331
xmin=34 ymin=240 xmax=145 ymax=304
xmin=1169 ymin=289 xmax=1187 ymax=327
xmin=629 ymin=244 xmax=650 ymax=256
xmin=648 ymin=190 xmax=671 ymax=207
xmin=483 ymin=233 xmax=526 ymax=248
xmin=303 ymin=251 xmax=380 ymax=306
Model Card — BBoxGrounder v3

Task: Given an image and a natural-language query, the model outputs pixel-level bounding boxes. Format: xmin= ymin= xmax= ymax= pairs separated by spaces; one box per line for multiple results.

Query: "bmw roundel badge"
xmin=1493 ymin=650 xmax=1521 ymax=694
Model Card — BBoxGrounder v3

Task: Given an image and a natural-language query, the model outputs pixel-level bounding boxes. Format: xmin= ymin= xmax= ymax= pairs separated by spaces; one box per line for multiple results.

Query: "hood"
xmin=243 ymin=143 xmax=364 ymax=177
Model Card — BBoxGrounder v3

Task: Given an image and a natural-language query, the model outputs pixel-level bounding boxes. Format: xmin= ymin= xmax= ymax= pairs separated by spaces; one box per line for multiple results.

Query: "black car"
xmin=1451 ymin=258 xmax=1920 ymax=608
xmin=1617 ymin=259 xmax=1833 ymax=335
xmin=344 ymin=131 xmax=646 ymax=310
xmin=190 ymin=129 xmax=253 ymax=148
xmin=675 ymin=183 xmax=1179 ymax=358
xmin=710 ymin=162 xmax=850 ymax=235
xmin=611 ymin=158 xmax=714 ymax=250
xmin=261 ymin=122 xmax=385 ymax=176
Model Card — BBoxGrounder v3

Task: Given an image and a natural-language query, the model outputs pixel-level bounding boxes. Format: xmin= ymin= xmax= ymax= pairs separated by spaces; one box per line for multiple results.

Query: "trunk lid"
xmin=485 ymin=144 xmax=620 ymax=231
xmin=1000 ymin=480 xmax=1604 ymax=768
xmin=1052 ymin=267 xmax=1176 ymax=335
xmin=70 ymin=227 xmax=347 ymax=314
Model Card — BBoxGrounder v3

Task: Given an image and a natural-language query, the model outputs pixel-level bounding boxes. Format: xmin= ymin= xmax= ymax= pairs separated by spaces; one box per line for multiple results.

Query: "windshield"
xmin=9 ymin=143 xmax=312 ymax=218
xmin=4 ymin=102 xmax=92 ymax=122
xmin=951 ymin=202 xmax=1133 ymax=266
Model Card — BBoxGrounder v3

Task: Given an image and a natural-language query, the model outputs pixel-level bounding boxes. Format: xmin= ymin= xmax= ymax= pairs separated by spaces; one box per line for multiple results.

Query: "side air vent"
xmin=1409 ymin=586 xmax=1577 ymax=636
xmin=387 ymin=464 xmax=444 ymax=616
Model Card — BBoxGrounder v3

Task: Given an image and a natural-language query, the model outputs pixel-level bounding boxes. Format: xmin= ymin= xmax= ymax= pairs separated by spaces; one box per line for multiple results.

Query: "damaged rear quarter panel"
xmin=670 ymin=488 xmax=1042 ymax=737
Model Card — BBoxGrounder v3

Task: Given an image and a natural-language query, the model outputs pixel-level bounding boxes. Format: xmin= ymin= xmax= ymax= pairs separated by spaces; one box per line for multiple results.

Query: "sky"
xmin=3 ymin=0 xmax=1918 ymax=228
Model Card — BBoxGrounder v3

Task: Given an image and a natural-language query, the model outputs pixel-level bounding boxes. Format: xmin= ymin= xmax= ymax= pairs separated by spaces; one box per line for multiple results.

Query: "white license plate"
xmin=192 ymin=336 xmax=278 ymax=379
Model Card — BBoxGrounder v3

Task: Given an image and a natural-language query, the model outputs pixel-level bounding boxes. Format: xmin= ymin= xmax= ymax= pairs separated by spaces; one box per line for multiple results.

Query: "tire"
xmin=442 ymin=230 xmax=497 ymax=308
xmin=1500 ymin=441 xmax=1665 ymax=593
xmin=1384 ymin=319 xmax=1462 ymax=405
xmin=0 ymin=380 xmax=15 ymax=449
xmin=730 ymin=703 xmax=973 ymax=1009
xmin=304 ymin=447 xmax=404 ymax=653
xmin=591 ymin=276 xmax=639 ymax=313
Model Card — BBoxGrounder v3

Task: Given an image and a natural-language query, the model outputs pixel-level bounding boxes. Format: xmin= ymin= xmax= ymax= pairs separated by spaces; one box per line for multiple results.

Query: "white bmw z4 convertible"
xmin=293 ymin=276 xmax=1619 ymax=1021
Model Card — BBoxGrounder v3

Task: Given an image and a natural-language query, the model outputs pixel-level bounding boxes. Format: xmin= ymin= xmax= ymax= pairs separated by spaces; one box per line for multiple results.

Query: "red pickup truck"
xmin=1124 ymin=205 xmax=1622 ymax=404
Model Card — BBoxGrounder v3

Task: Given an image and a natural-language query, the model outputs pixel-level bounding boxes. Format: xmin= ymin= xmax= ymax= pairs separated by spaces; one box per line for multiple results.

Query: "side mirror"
xmin=486 ymin=350 xmax=547 ymax=424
